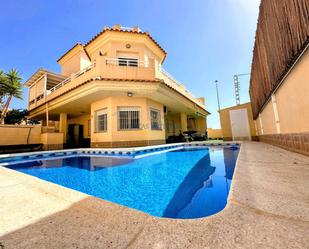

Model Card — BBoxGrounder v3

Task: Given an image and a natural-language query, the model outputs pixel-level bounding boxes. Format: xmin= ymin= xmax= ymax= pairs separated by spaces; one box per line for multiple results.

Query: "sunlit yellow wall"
xmin=86 ymin=31 xmax=165 ymax=64
xmin=273 ymin=48 xmax=309 ymax=133
xmin=165 ymin=114 xmax=181 ymax=137
xmin=195 ymin=117 xmax=207 ymax=134
xmin=29 ymin=75 xmax=45 ymax=104
xmin=59 ymin=31 xmax=164 ymax=79
xmin=40 ymin=133 xmax=63 ymax=146
xmin=255 ymin=48 xmax=309 ymax=135
xmin=260 ymin=101 xmax=276 ymax=135
xmin=90 ymin=96 xmax=165 ymax=144
xmin=207 ymin=128 xmax=223 ymax=139
xmin=61 ymin=49 xmax=91 ymax=77
xmin=0 ymin=125 xmax=41 ymax=145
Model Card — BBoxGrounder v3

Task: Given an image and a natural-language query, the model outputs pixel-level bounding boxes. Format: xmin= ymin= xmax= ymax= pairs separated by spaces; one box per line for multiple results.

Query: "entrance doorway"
xmin=67 ymin=124 xmax=84 ymax=148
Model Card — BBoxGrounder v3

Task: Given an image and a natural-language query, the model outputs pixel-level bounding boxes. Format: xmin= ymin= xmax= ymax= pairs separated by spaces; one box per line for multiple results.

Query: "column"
xmin=180 ymin=112 xmax=188 ymax=133
xmin=59 ymin=113 xmax=67 ymax=143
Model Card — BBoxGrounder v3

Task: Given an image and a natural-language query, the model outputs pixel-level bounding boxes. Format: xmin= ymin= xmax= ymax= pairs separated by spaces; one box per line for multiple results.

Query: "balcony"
xmin=28 ymin=56 xmax=205 ymax=111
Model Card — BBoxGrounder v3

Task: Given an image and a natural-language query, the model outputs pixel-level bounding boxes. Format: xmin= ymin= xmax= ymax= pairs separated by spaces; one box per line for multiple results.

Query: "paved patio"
xmin=0 ymin=142 xmax=308 ymax=248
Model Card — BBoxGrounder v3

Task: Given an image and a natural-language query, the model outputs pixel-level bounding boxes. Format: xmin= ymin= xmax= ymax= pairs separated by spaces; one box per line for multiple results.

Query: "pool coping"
xmin=0 ymin=141 xmax=309 ymax=248
xmin=0 ymin=141 xmax=239 ymax=166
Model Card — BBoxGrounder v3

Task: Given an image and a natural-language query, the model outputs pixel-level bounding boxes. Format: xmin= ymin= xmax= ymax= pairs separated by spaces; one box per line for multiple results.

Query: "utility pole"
xmin=233 ymin=73 xmax=250 ymax=105
xmin=215 ymin=80 xmax=221 ymax=111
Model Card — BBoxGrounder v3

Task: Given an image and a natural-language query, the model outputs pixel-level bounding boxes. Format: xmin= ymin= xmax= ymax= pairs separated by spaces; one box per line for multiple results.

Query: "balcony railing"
xmin=47 ymin=63 xmax=95 ymax=95
xmin=28 ymin=56 xmax=205 ymax=111
xmin=105 ymin=57 xmax=149 ymax=67
xmin=159 ymin=67 xmax=204 ymax=108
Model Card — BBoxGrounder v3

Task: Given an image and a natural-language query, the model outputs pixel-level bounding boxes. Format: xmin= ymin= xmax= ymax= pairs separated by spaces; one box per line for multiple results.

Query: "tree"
xmin=0 ymin=69 xmax=23 ymax=124
xmin=0 ymin=70 xmax=9 ymax=111
xmin=4 ymin=109 xmax=40 ymax=125
xmin=4 ymin=109 xmax=28 ymax=124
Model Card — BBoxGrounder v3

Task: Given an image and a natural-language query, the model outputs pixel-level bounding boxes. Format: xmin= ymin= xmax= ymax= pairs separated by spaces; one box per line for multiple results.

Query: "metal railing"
xmin=105 ymin=58 xmax=149 ymax=67
xmin=160 ymin=67 xmax=186 ymax=89
xmin=47 ymin=63 xmax=95 ymax=95
xmin=159 ymin=67 xmax=205 ymax=108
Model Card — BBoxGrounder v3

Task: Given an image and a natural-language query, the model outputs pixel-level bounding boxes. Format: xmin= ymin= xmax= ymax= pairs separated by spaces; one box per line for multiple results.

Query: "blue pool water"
xmin=7 ymin=146 xmax=239 ymax=219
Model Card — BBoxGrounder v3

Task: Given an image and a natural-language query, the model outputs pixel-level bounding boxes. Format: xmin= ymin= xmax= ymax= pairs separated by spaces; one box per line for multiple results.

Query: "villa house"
xmin=25 ymin=25 xmax=209 ymax=149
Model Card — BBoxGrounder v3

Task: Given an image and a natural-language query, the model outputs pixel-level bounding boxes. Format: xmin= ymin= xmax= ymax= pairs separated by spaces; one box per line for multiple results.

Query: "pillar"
xmin=180 ymin=112 xmax=188 ymax=133
xmin=59 ymin=113 xmax=67 ymax=143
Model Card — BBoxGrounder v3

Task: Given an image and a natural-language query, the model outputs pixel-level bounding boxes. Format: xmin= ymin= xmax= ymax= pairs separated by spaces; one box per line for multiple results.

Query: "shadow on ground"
xmin=0 ymin=197 xmax=150 ymax=249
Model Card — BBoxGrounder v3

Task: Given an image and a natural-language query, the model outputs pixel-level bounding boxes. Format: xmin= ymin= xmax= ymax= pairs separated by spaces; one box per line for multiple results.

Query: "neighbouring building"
xmin=249 ymin=0 xmax=309 ymax=155
xmin=219 ymin=102 xmax=257 ymax=141
xmin=25 ymin=25 xmax=209 ymax=149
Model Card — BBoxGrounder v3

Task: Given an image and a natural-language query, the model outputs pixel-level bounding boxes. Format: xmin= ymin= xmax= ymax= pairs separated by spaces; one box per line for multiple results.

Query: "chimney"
xmin=113 ymin=24 xmax=121 ymax=30
xmin=132 ymin=26 xmax=140 ymax=32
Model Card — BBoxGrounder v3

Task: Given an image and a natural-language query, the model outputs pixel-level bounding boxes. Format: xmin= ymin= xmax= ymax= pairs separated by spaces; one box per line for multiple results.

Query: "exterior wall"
xmin=29 ymin=75 xmax=45 ymax=108
xmin=275 ymin=49 xmax=309 ymax=134
xmin=195 ymin=117 xmax=206 ymax=134
xmin=86 ymin=31 xmax=165 ymax=64
xmin=40 ymin=133 xmax=64 ymax=150
xmin=259 ymin=101 xmax=276 ymax=135
xmin=61 ymin=50 xmax=91 ymax=77
xmin=254 ymin=48 xmax=309 ymax=155
xmin=165 ymin=114 xmax=181 ymax=137
xmin=207 ymin=128 xmax=223 ymax=139
xmin=90 ymin=96 xmax=165 ymax=147
xmin=0 ymin=125 xmax=41 ymax=145
xmin=219 ymin=103 xmax=257 ymax=141
xmin=219 ymin=109 xmax=232 ymax=141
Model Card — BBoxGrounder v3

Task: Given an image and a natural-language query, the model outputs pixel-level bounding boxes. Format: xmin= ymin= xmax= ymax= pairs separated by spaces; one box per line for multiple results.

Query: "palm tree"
xmin=0 ymin=70 xmax=9 ymax=111
xmin=0 ymin=69 xmax=23 ymax=124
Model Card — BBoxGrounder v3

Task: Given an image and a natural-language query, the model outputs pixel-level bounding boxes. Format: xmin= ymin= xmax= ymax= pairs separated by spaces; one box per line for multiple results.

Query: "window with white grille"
xmin=118 ymin=107 xmax=140 ymax=130
xmin=95 ymin=109 xmax=107 ymax=132
xmin=118 ymin=57 xmax=138 ymax=67
xmin=150 ymin=108 xmax=161 ymax=130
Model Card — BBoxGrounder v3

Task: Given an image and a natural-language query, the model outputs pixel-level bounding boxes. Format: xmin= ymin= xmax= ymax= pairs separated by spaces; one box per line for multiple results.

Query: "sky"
xmin=0 ymin=0 xmax=260 ymax=128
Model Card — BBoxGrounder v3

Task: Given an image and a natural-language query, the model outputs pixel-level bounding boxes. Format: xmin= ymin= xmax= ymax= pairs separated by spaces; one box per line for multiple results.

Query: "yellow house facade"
xmin=25 ymin=25 xmax=209 ymax=149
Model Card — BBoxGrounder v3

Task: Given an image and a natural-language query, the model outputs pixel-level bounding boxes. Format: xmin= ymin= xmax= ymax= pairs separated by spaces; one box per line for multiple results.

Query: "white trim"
xmin=271 ymin=94 xmax=281 ymax=134
xmin=259 ymin=114 xmax=264 ymax=135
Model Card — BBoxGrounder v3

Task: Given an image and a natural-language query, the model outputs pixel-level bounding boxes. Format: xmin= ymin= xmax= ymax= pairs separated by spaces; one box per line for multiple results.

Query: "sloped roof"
xmin=57 ymin=26 xmax=167 ymax=64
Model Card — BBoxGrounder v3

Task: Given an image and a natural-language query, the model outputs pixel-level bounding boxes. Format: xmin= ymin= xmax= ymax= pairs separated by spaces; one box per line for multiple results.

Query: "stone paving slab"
xmin=0 ymin=142 xmax=309 ymax=249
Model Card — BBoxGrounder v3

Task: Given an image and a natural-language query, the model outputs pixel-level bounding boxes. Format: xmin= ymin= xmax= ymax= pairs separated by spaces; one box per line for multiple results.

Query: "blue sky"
xmin=0 ymin=0 xmax=260 ymax=128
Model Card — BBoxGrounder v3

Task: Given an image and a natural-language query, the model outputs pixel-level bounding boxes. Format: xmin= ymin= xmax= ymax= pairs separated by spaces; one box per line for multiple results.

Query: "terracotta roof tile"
xmin=84 ymin=27 xmax=167 ymax=60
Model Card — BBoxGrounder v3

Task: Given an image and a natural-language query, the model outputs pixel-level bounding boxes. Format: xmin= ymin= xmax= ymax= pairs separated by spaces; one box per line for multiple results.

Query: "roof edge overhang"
xmin=84 ymin=28 xmax=167 ymax=62
xmin=28 ymin=78 xmax=209 ymax=115
xmin=57 ymin=43 xmax=91 ymax=64
xmin=24 ymin=68 xmax=65 ymax=87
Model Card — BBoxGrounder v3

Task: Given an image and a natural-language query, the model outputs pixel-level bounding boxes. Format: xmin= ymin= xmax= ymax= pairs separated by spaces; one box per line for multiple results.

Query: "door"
xmin=67 ymin=124 xmax=84 ymax=148
xmin=229 ymin=108 xmax=251 ymax=141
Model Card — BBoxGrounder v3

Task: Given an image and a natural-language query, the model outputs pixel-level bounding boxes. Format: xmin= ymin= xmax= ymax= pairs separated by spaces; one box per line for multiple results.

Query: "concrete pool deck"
xmin=0 ymin=142 xmax=308 ymax=248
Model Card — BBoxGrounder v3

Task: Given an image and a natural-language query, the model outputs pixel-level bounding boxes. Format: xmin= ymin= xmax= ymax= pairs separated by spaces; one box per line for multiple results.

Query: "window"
xmin=95 ymin=109 xmax=107 ymax=132
xmin=118 ymin=107 xmax=140 ymax=130
xmin=150 ymin=109 xmax=161 ymax=130
xmin=118 ymin=57 xmax=138 ymax=67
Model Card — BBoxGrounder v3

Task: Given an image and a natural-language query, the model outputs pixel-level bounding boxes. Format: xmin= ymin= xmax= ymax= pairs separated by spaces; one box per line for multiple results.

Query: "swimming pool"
xmin=4 ymin=144 xmax=239 ymax=219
